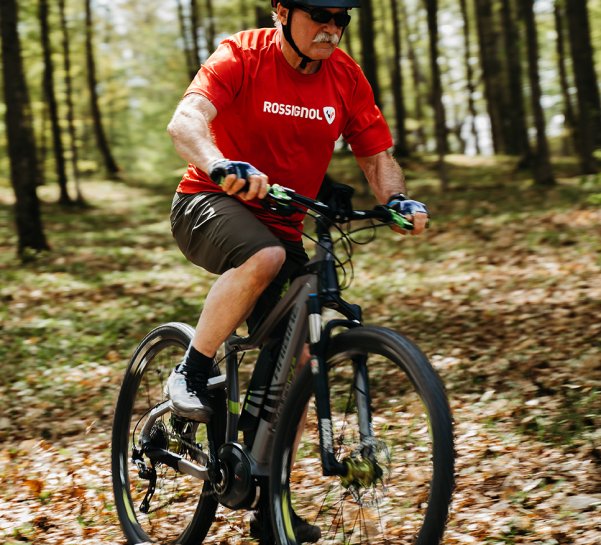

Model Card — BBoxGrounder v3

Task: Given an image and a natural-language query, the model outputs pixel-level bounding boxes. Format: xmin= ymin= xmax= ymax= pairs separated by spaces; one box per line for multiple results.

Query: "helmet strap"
xmin=282 ymin=8 xmax=314 ymax=70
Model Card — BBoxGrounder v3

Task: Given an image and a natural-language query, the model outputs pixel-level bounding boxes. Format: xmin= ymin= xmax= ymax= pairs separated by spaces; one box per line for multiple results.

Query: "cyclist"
xmin=166 ymin=0 xmax=428 ymax=541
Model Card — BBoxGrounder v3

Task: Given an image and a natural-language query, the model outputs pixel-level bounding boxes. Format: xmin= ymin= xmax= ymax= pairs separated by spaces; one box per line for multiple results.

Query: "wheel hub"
xmin=340 ymin=439 xmax=390 ymax=504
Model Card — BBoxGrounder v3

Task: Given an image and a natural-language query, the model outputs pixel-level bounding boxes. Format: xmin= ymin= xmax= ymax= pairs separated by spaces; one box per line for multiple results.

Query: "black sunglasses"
xmin=295 ymin=5 xmax=352 ymax=28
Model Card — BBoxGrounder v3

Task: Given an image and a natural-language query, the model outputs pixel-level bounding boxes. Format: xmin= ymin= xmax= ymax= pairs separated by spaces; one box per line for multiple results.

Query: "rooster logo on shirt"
xmin=323 ymin=107 xmax=335 ymax=125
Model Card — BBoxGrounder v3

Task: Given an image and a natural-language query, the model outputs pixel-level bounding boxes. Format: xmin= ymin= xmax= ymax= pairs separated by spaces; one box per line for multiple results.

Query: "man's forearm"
xmin=356 ymin=151 xmax=407 ymax=203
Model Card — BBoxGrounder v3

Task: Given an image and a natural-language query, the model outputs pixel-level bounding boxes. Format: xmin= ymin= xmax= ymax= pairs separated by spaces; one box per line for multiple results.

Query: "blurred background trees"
xmin=1 ymin=0 xmax=600 ymax=256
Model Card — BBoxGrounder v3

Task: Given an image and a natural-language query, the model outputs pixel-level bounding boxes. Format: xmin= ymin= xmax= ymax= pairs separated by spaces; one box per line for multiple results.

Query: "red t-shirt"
xmin=177 ymin=28 xmax=393 ymax=240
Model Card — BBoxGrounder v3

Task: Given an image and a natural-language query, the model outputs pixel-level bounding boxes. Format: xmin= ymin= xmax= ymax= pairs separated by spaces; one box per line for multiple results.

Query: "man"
xmin=166 ymin=0 xmax=427 ymax=539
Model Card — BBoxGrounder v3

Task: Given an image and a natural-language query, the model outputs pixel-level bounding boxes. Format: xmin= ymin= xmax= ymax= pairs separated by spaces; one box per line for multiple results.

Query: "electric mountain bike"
xmin=111 ymin=182 xmax=454 ymax=545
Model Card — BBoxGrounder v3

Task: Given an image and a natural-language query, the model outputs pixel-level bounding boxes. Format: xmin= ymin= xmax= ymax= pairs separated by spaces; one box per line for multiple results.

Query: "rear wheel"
xmin=111 ymin=322 xmax=226 ymax=544
xmin=270 ymin=326 xmax=454 ymax=545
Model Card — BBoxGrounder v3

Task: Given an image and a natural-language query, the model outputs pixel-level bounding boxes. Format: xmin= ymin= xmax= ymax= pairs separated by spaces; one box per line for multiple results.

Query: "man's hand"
xmin=387 ymin=194 xmax=429 ymax=235
xmin=209 ymin=159 xmax=269 ymax=201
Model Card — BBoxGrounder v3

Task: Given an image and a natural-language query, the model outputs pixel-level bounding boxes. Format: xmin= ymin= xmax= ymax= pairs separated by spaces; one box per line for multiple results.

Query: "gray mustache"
xmin=313 ymin=32 xmax=340 ymax=45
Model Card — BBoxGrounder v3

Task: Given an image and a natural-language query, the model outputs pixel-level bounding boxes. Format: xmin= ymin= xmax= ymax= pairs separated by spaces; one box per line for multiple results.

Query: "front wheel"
xmin=270 ymin=326 xmax=454 ymax=545
xmin=111 ymin=322 xmax=226 ymax=544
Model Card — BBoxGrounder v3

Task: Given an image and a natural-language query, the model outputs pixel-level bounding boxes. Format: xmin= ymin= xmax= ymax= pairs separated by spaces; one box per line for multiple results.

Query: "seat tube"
xmin=224 ymin=342 xmax=240 ymax=443
xmin=307 ymin=294 xmax=346 ymax=477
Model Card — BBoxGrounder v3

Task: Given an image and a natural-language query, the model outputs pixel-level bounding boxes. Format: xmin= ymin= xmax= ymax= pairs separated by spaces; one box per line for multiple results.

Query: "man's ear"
xmin=277 ymin=4 xmax=289 ymax=25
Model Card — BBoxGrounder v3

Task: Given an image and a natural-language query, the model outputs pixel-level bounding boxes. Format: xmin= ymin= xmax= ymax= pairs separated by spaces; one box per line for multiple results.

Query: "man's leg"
xmin=191 ymin=245 xmax=286 ymax=356
xmin=167 ymin=192 xmax=289 ymax=422
xmin=166 ymin=245 xmax=285 ymax=422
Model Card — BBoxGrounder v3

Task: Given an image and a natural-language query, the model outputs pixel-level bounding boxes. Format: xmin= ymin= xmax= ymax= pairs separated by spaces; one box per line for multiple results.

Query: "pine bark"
xmin=0 ymin=0 xmax=50 ymax=255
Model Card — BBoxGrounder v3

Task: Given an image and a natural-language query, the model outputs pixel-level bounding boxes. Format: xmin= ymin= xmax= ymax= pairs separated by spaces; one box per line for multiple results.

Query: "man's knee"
xmin=246 ymin=245 xmax=286 ymax=282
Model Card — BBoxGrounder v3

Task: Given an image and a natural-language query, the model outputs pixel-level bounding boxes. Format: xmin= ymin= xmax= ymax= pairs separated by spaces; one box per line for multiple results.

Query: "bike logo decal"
xmin=320 ymin=418 xmax=333 ymax=451
xmin=323 ymin=107 xmax=335 ymax=125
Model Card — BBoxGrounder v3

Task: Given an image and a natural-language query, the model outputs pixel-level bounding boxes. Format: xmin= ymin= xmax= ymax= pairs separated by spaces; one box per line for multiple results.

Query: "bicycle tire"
xmin=269 ymin=325 xmax=454 ymax=545
xmin=111 ymin=322 xmax=226 ymax=545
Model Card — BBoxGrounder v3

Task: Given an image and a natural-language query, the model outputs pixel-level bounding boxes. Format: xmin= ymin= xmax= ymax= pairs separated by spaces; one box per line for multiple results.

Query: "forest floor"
xmin=0 ymin=154 xmax=600 ymax=545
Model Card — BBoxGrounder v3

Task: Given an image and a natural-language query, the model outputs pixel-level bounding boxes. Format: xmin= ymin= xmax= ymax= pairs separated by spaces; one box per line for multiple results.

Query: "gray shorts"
xmin=170 ymin=192 xmax=308 ymax=330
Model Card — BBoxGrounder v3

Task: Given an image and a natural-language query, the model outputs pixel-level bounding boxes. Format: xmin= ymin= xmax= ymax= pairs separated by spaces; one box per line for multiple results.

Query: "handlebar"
xmin=263 ymin=183 xmax=416 ymax=231
xmin=210 ymin=168 xmax=417 ymax=231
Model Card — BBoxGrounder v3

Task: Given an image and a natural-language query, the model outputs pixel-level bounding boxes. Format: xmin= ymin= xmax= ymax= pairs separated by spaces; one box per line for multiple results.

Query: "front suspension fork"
xmin=306 ymin=295 xmax=373 ymax=477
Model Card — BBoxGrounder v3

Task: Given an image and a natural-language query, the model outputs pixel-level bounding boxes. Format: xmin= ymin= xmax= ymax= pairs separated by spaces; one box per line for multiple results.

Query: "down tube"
xmin=250 ymin=284 xmax=314 ymax=469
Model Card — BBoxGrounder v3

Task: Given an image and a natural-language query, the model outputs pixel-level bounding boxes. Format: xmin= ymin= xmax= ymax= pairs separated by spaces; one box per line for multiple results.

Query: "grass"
xmin=1 ymin=154 xmax=600 ymax=544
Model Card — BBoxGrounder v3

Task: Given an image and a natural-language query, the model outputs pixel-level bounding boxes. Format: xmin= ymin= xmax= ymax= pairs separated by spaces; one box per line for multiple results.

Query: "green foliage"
xmin=2 ymin=0 xmax=601 ymax=190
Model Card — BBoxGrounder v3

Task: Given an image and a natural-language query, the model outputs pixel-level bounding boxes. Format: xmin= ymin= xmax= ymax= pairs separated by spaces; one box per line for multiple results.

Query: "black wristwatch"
xmin=387 ymin=192 xmax=408 ymax=203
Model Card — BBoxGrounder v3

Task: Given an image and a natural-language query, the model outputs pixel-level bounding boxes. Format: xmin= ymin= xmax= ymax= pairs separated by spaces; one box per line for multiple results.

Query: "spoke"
xmin=373 ymin=486 xmax=388 ymax=543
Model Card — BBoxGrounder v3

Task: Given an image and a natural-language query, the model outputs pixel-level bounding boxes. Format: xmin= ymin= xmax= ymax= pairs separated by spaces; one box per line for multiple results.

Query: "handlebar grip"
xmin=209 ymin=166 xmax=227 ymax=184
xmin=210 ymin=167 xmax=252 ymax=194
xmin=209 ymin=160 xmax=261 ymax=193
xmin=387 ymin=208 xmax=415 ymax=230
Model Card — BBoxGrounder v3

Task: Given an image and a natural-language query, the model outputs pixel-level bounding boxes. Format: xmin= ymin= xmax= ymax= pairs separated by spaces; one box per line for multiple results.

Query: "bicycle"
xmin=111 ymin=181 xmax=455 ymax=545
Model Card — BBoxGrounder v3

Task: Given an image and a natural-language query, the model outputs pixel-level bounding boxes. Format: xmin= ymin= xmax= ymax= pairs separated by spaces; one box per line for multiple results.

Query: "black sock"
xmin=182 ymin=345 xmax=214 ymax=374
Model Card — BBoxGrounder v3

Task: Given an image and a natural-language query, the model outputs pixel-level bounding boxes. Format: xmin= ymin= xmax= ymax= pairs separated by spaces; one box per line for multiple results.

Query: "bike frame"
xmin=219 ymin=217 xmax=374 ymax=478
xmin=138 ymin=209 xmax=381 ymax=483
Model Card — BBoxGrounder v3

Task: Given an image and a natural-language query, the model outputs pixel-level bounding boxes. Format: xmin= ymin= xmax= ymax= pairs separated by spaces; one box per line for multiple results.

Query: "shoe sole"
xmin=168 ymin=400 xmax=213 ymax=423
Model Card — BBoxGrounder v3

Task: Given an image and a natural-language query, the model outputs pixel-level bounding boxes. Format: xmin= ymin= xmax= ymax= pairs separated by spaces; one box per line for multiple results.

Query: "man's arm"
xmin=355 ymin=151 xmax=427 ymax=235
xmin=167 ymin=93 xmax=221 ymax=171
xmin=355 ymin=151 xmax=406 ymax=204
xmin=167 ymin=94 xmax=268 ymax=200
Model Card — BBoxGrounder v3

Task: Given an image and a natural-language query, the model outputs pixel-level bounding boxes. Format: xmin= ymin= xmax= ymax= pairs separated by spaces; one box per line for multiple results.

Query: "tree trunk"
xmin=500 ymin=0 xmax=531 ymax=160
xmin=473 ymin=0 xmax=507 ymax=154
xmin=189 ymin=0 xmax=202 ymax=69
xmin=565 ymin=0 xmax=600 ymax=173
xmin=553 ymin=0 xmax=577 ymax=156
xmin=390 ymin=0 xmax=409 ymax=157
xmin=205 ymin=0 xmax=216 ymax=54
xmin=0 ymin=0 xmax=50 ymax=256
xmin=176 ymin=0 xmax=197 ymax=79
xmin=39 ymin=99 xmax=48 ymax=186
xmin=58 ymin=0 xmax=84 ymax=203
xmin=400 ymin=2 xmax=427 ymax=152
xmin=239 ymin=0 xmax=249 ymax=30
xmin=84 ymin=0 xmax=119 ymax=177
xmin=39 ymin=0 xmax=71 ymax=205
xmin=424 ymin=0 xmax=449 ymax=189
xmin=521 ymin=0 xmax=555 ymax=186
xmin=358 ymin=0 xmax=381 ymax=108
xmin=342 ymin=21 xmax=355 ymax=59
xmin=255 ymin=5 xmax=272 ymax=28
xmin=459 ymin=0 xmax=480 ymax=155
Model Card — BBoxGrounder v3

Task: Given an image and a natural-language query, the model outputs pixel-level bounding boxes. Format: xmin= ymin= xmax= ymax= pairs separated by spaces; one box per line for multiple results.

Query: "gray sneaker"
xmin=165 ymin=364 xmax=213 ymax=422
